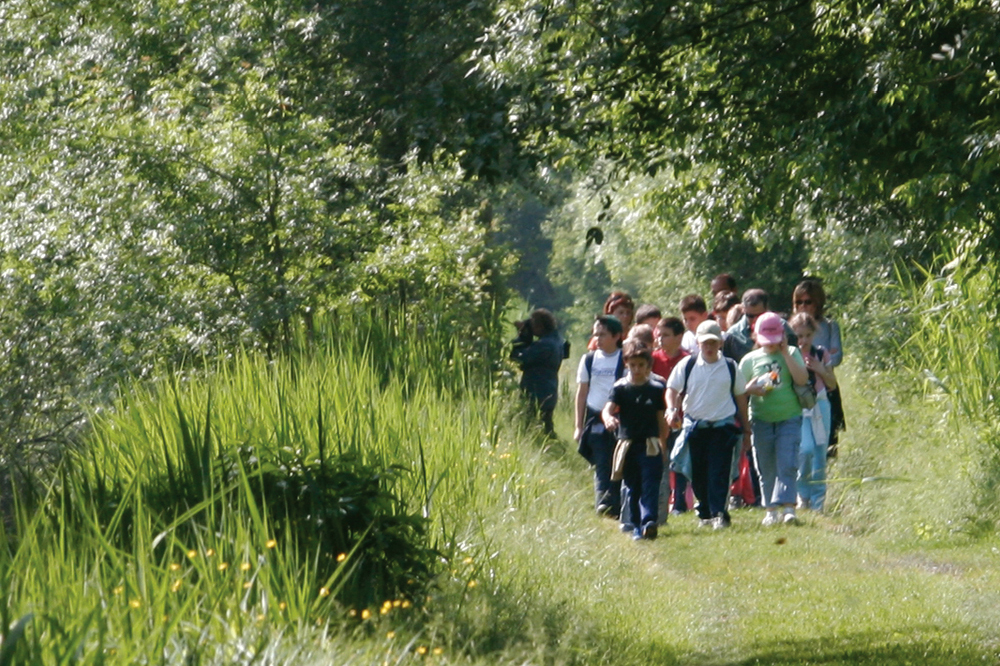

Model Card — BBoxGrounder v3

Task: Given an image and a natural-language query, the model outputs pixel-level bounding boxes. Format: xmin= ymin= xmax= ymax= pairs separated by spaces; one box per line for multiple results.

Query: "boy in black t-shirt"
xmin=602 ymin=341 xmax=668 ymax=540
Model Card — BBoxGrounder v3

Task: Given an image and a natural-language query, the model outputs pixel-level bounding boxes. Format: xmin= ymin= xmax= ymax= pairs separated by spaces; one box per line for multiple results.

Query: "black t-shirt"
xmin=609 ymin=377 xmax=666 ymax=441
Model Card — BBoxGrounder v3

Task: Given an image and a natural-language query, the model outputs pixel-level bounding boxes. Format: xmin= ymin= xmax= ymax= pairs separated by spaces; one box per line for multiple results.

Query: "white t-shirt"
xmin=681 ymin=330 xmax=699 ymax=355
xmin=577 ymin=349 xmax=622 ymax=413
xmin=667 ymin=354 xmax=746 ymax=422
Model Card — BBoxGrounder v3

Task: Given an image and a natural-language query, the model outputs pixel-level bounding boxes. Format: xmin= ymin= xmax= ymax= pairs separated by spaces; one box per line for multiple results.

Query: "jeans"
xmin=751 ymin=416 xmax=802 ymax=508
xmin=688 ymin=424 xmax=739 ymax=520
xmin=620 ymin=442 xmax=663 ymax=531
xmin=798 ymin=399 xmax=831 ymax=510
xmin=586 ymin=421 xmax=621 ymax=516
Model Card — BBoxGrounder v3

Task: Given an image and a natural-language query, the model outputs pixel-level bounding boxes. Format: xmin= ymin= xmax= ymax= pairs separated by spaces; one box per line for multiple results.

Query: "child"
xmin=679 ymin=294 xmax=711 ymax=354
xmin=653 ymin=317 xmax=693 ymax=517
xmin=576 ymin=315 xmax=626 ymax=517
xmin=739 ymin=312 xmax=809 ymax=526
xmin=789 ymin=312 xmax=838 ymax=511
xmin=602 ymin=341 xmax=668 ymax=540
xmin=666 ymin=320 xmax=751 ymax=529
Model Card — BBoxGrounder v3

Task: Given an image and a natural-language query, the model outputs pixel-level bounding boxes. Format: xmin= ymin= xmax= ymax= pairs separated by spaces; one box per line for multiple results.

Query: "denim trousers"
xmin=620 ymin=443 xmax=663 ymax=530
xmin=588 ymin=424 xmax=621 ymax=515
xmin=751 ymin=416 xmax=802 ymax=508
xmin=798 ymin=398 xmax=831 ymax=510
xmin=688 ymin=425 xmax=738 ymax=520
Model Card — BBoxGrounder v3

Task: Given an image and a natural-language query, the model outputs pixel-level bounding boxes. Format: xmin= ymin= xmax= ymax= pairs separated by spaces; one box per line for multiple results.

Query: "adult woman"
xmin=588 ymin=291 xmax=635 ymax=350
xmin=792 ymin=280 xmax=842 ymax=367
xmin=792 ymin=279 xmax=845 ymax=457
xmin=510 ymin=308 xmax=565 ymax=437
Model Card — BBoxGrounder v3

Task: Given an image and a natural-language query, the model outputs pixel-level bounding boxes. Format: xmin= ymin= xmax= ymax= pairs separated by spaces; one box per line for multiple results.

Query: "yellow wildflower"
xmin=319 ymin=587 xmax=330 ymax=597
xmin=336 ymin=553 xmax=347 ymax=562
xmin=361 ymin=609 xmax=371 ymax=620
xmin=169 ymin=563 xmax=181 ymax=572
xmin=240 ymin=562 xmax=252 ymax=571
xmin=266 ymin=539 xmax=277 ymax=549
xmin=205 ymin=548 xmax=215 ymax=557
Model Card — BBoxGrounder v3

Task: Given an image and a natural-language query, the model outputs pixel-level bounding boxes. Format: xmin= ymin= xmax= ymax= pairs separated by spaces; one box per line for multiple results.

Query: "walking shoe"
xmin=698 ymin=517 xmax=713 ymax=528
xmin=642 ymin=523 xmax=658 ymax=540
xmin=619 ymin=522 xmax=637 ymax=534
xmin=782 ymin=509 xmax=798 ymax=525
xmin=712 ymin=516 xmax=731 ymax=530
xmin=597 ymin=504 xmax=619 ymax=519
xmin=728 ymin=496 xmax=744 ymax=511
xmin=761 ymin=511 xmax=779 ymax=527
xmin=632 ymin=528 xmax=644 ymax=541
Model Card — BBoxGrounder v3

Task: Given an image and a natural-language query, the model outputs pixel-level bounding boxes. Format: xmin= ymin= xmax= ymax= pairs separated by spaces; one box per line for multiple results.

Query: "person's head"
xmin=792 ymin=279 xmax=827 ymax=319
xmin=528 ymin=308 xmax=557 ymax=336
xmin=754 ymin=311 xmax=785 ymax=353
xmin=604 ymin=291 xmax=635 ymax=330
xmin=622 ymin=339 xmax=653 ymax=382
xmin=695 ymin=320 xmax=724 ymax=360
xmin=712 ymin=290 xmax=740 ymax=331
xmin=627 ymin=323 xmax=655 ymax=348
xmin=711 ymin=273 xmax=737 ymax=295
xmin=726 ymin=303 xmax=744 ymax=330
xmin=593 ymin=314 xmax=624 ymax=352
xmin=789 ymin=312 xmax=817 ymax=353
xmin=634 ymin=304 xmax=662 ymax=328
xmin=656 ymin=317 xmax=685 ymax=355
xmin=679 ymin=294 xmax=709 ymax=332
xmin=741 ymin=288 xmax=770 ymax=331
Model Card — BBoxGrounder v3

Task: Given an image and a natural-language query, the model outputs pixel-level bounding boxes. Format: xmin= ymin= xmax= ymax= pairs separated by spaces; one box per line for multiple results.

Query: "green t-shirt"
xmin=738 ymin=346 xmax=805 ymax=423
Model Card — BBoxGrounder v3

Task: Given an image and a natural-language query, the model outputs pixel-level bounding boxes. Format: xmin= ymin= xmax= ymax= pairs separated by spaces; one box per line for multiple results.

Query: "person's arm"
xmin=574 ymin=382 xmax=589 ymax=442
xmin=735 ymin=393 xmax=752 ymax=452
xmin=665 ymin=387 xmax=682 ymax=429
xmin=656 ymin=409 xmax=669 ymax=462
xmin=828 ymin=320 xmax=843 ymax=367
xmin=783 ymin=341 xmax=809 ymax=386
xmin=602 ymin=400 xmax=620 ymax=432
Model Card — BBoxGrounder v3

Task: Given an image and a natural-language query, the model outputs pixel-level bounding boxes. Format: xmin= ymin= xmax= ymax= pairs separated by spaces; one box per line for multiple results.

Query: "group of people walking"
xmin=511 ymin=276 xmax=844 ymax=540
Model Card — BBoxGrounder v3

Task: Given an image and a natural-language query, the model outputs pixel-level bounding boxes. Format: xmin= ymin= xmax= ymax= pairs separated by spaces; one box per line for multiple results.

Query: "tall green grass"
xmin=897 ymin=258 xmax=1000 ymax=530
xmin=0 ymin=310 xmax=560 ymax=664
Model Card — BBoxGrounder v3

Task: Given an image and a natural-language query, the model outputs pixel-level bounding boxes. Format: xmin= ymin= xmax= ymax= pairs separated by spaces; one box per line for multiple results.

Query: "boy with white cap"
xmin=666 ymin=320 xmax=751 ymax=529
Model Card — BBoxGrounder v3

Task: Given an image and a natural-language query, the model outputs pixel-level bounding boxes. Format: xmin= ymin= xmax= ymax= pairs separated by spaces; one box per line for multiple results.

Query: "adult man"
xmin=723 ymin=288 xmax=797 ymax=362
xmin=575 ymin=315 xmax=625 ymax=517
xmin=667 ymin=320 xmax=751 ymax=529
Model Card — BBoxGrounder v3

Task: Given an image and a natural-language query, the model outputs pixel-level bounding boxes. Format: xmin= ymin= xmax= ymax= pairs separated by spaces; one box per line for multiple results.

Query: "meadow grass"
xmin=3 ymin=312 xmax=1000 ymax=665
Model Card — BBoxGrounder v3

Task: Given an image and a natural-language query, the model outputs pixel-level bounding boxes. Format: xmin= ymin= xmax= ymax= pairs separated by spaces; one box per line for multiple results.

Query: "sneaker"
xmin=698 ymin=517 xmax=713 ymax=528
xmin=761 ymin=511 xmax=779 ymax=527
xmin=619 ymin=522 xmax=637 ymax=534
xmin=728 ymin=496 xmax=745 ymax=511
xmin=782 ymin=509 xmax=798 ymax=525
xmin=632 ymin=528 xmax=644 ymax=541
xmin=712 ymin=516 xmax=731 ymax=530
xmin=642 ymin=524 xmax=658 ymax=540
xmin=597 ymin=504 xmax=619 ymax=519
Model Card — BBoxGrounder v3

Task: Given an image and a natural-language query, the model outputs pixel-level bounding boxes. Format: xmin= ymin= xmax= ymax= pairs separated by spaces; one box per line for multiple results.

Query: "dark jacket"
xmin=510 ymin=330 xmax=564 ymax=411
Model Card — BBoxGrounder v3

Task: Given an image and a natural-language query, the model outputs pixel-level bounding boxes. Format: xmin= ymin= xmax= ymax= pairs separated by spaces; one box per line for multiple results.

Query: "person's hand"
xmin=573 ymin=426 xmax=583 ymax=442
xmin=603 ymin=415 xmax=620 ymax=432
xmin=803 ymin=354 xmax=818 ymax=371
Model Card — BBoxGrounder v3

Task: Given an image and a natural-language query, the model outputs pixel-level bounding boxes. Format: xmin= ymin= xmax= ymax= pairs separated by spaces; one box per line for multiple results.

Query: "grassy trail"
xmin=533 ymin=366 xmax=1000 ymax=665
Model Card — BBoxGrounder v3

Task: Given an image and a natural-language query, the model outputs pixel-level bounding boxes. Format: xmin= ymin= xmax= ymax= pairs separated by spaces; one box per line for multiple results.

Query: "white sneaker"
xmin=782 ymin=509 xmax=798 ymax=525
xmin=761 ymin=511 xmax=779 ymax=527
xmin=712 ymin=516 xmax=731 ymax=530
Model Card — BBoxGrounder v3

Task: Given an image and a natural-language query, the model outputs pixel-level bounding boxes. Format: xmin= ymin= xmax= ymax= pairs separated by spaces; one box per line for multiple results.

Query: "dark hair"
xmin=634 ymin=303 xmax=662 ymax=324
xmin=595 ymin=314 xmax=624 ymax=345
xmin=679 ymin=294 xmax=707 ymax=314
xmin=656 ymin=316 xmax=685 ymax=336
xmin=621 ymin=339 xmax=653 ymax=364
xmin=713 ymin=290 xmax=740 ymax=314
xmin=529 ymin=308 xmax=557 ymax=335
xmin=793 ymin=279 xmax=827 ymax=318
xmin=628 ymin=323 xmax=655 ymax=347
xmin=603 ymin=291 xmax=635 ymax=316
xmin=711 ymin=273 xmax=737 ymax=294
xmin=741 ymin=288 xmax=769 ymax=309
